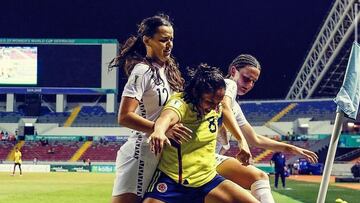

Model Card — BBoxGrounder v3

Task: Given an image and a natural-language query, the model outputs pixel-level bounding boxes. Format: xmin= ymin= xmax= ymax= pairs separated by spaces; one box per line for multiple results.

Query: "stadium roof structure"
xmin=286 ymin=0 xmax=360 ymax=100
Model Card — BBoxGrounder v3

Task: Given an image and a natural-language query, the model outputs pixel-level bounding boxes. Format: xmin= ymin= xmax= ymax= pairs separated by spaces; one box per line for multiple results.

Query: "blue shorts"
xmin=143 ymin=170 xmax=225 ymax=203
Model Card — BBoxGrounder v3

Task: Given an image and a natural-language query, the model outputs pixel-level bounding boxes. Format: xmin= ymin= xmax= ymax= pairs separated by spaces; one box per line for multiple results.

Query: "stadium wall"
xmin=332 ymin=163 xmax=354 ymax=176
xmin=308 ymin=121 xmax=333 ymax=134
xmin=0 ymin=123 xmax=132 ymax=136
xmin=252 ymin=126 xmax=279 ymax=136
xmin=43 ymin=126 xmax=132 ymax=136
xmin=0 ymin=164 xmax=50 ymax=172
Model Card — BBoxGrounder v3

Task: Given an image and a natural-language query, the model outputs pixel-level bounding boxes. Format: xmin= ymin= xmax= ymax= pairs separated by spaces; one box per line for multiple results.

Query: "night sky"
xmin=1 ymin=0 xmax=334 ymax=100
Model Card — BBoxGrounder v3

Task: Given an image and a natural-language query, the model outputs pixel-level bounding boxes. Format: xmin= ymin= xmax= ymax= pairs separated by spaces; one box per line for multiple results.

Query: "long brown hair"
xmin=109 ymin=14 xmax=184 ymax=92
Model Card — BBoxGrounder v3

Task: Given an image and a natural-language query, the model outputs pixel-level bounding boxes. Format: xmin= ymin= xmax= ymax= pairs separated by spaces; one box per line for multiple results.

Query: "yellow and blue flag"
xmin=334 ymin=42 xmax=360 ymax=120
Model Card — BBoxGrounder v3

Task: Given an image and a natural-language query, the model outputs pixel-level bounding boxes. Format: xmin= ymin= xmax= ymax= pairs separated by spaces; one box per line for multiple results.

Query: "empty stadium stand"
xmin=72 ymin=106 xmax=118 ymax=127
xmin=20 ymin=140 xmax=83 ymax=161
xmin=0 ymin=141 xmax=15 ymax=161
xmin=240 ymin=99 xmax=336 ymax=125
xmin=79 ymin=141 xmax=123 ymax=161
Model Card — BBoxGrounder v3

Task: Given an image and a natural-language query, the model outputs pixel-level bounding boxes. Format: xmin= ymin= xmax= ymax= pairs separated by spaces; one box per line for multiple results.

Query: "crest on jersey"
xmin=168 ymin=99 xmax=182 ymax=109
xmin=156 ymin=182 xmax=168 ymax=193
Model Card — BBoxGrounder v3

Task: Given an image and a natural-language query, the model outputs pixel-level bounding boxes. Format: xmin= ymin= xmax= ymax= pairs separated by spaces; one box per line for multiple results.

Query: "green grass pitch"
xmin=0 ymin=172 xmax=358 ymax=203
xmin=269 ymin=176 xmax=359 ymax=203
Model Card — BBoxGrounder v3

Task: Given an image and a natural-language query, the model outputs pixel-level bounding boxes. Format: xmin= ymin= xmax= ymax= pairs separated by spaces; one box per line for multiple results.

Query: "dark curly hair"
xmin=184 ymin=64 xmax=226 ymax=113
xmin=109 ymin=14 xmax=184 ymax=92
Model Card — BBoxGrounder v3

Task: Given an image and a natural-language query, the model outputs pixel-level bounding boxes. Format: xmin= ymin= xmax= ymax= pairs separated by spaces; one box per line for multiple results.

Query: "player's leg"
xmin=216 ymin=157 xmax=268 ymax=189
xmin=19 ymin=164 xmax=22 ymax=175
xmin=112 ymin=194 xmax=140 ymax=203
xmin=112 ymin=147 xmax=142 ymax=203
xmin=142 ymin=198 xmax=165 ymax=203
xmin=216 ymin=156 xmax=274 ymax=202
xmin=11 ymin=163 xmax=16 ymax=175
xmin=250 ymin=179 xmax=274 ymax=203
xmin=205 ymin=179 xmax=259 ymax=203
xmin=112 ymin=137 xmax=159 ymax=203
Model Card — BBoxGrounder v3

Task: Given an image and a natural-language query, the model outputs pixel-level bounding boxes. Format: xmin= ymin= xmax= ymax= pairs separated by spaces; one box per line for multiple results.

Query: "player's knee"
xmin=254 ymin=170 xmax=269 ymax=181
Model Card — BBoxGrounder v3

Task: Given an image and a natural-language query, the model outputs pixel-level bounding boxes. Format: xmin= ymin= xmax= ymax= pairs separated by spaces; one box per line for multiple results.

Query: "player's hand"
xmin=165 ymin=123 xmax=192 ymax=144
xmin=288 ymin=146 xmax=318 ymax=163
xmin=147 ymin=132 xmax=171 ymax=156
xmin=236 ymin=150 xmax=252 ymax=166
xmin=236 ymin=141 xmax=252 ymax=166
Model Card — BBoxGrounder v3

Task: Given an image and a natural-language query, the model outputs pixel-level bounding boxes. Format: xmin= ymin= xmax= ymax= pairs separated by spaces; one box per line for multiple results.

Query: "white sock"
xmin=250 ymin=179 xmax=275 ymax=203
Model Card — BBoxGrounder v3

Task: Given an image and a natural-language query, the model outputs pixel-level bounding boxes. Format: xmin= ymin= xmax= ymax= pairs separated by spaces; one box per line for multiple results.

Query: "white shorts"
xmin=215 ymin=153 xmax=232 ymax=167
xmin=112 ymin=133 xmax=160 ymax=197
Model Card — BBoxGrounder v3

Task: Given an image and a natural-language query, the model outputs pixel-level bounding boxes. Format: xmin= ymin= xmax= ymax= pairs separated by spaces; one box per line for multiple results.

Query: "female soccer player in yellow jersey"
xmin=144 ymin=64 xmax=259 ymax=203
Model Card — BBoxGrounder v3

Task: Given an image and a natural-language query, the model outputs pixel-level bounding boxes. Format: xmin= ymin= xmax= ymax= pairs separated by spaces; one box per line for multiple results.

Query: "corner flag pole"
xmin=316 ymin=112 xmax=344 ymax=203
xmin=356 ymin=1 xmax=358 ymax=43
xmin=317 ymin=3 xmax=360 ymax=203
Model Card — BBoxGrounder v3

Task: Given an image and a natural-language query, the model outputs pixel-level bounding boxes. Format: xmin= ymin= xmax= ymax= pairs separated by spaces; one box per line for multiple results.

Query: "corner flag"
xmin=317 ymin=42 xmax=360 ymax=203
xmin=334 ymin=42 xmax=360 ymax=120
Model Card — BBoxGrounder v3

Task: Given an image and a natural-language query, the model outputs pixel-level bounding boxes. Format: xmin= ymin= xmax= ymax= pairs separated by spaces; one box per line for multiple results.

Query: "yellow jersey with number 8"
xmin=158 ymin=93 xmax=222 ymax=187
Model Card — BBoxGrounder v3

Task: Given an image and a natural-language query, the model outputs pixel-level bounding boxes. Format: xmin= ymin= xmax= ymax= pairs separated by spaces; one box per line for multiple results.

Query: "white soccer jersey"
xmin=224 ymin=79 xmax=248 ymax=127
xmin=216 ymin=79 xmax=248 ymax=155
xmin=122 ymin=62 xmax=172 ymax=137
xmin=113 ymin=62 xmax=173 ymax=197
xmin=224 ymin=78 xmax=238 ymax=106
xmin=232 ymin=101 xmax=248 ymax=127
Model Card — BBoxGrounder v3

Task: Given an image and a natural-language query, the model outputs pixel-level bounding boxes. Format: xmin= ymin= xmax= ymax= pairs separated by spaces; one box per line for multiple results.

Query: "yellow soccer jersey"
xmin=158 ymin=93 xmax=222 ymax=187
xmin=14 ymin=151 xmax=22 ymax=164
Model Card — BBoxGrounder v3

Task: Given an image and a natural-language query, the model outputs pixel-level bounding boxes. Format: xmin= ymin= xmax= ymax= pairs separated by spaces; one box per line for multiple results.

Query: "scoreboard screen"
xmin=0 ymin=46 xmax=37 ymax=85
xmin=0 ymin=44 xmax=102 ymax=88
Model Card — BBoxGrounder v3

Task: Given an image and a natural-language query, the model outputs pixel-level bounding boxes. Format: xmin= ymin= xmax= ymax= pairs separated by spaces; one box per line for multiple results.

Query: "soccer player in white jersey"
xmin=214 ymin=54 xmax=319 ymax=203
xmin=109 ymin=14 xmax=192 ymax=203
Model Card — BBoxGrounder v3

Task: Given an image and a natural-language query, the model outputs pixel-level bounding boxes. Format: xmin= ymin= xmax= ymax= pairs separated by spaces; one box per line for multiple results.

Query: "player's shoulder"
xmin=167 ymin=93 xmax=186 ymax=107
xmin=224 ymin=79 xmax=237 ymax=95
xmin=169 ymin=92 xmax=184 ymax=100
xmin=225 ymin=78 xmax=236 ymax=87
xmin=131 ymin=63 xmax=151 ymax=75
